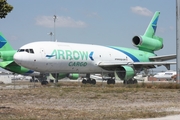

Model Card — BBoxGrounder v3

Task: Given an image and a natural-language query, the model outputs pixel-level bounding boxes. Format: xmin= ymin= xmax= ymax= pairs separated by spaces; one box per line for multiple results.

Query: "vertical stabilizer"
xmin=0 ymin=32 xmax=14 ymax=51
xmin=144 ymin=11 xmax=160 ymax=37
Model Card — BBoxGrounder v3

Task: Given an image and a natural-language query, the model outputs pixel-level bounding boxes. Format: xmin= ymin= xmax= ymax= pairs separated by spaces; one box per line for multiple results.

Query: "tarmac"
xmin=132 ymin=114 xmax=180 ymax=120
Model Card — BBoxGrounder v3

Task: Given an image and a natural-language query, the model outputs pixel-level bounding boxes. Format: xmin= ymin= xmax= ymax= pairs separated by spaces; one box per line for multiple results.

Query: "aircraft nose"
xmin=14 ymin=53 xmax=22 ymax=65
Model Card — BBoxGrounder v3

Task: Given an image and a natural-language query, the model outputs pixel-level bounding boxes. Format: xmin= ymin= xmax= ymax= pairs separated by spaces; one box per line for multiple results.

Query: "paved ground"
xmin=132 ymin=115 xmax=180 ymax=120
xmin=0 ymin=80 xmax=180 ymax=120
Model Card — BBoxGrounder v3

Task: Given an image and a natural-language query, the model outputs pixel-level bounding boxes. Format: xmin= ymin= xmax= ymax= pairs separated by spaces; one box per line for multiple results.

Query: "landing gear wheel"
xmin=133 ymin=79 xmax=138 ymax=84
xmin=91 ymin=79 xmax=96 ymax=85
xmin=82 ymin=79 xmax=87 ymax=84
xmin=112 ymin=79 xmax=115 ymax=84
xmin=107 ymin=79 xmax=111 ymax=84
xmin=107 ymin=79 xmax=115 ymax=84
xmin=86 ymin=78 xmax=91 ymax=84
xmin=41 ymin=81 xmax=48 ymax=85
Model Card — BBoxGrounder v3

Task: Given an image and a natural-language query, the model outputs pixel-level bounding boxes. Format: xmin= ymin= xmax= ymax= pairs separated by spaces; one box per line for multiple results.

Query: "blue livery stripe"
xmin=152 ymin=16 xmax=158 ymax=33
xmin=89 ymin=51 xmax=94 ymax=61
xmin=108 ymin=46 xmax=140 ymax=62
xmin=22 ymin=70 xmax=34 ymax=75
xmin=0 ymin=36 xmax=7 ymax=48
xmin=46 ymin=55 xmax=56 ymax=58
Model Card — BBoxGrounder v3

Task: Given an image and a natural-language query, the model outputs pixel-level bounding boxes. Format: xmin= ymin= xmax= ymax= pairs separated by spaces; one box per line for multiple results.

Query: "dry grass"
xmin=0 ymin=81 xmax=180 ymax=120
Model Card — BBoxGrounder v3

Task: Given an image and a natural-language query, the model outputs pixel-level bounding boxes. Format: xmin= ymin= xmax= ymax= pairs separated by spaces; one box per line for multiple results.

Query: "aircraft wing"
xmin=98 ymin=61 xmax=176 ymax=70
xmin=149 ymin=54 xmax=176 ymax=61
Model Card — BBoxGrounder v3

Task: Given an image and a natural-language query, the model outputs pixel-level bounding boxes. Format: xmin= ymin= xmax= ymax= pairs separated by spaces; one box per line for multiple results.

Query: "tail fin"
xmin=144 ymin=11 xmax=160 ymax=37
xmin=132 ymin=11 xmax=163 ymax=52
xmin=0 ymin=32 xmax=14 ymax=51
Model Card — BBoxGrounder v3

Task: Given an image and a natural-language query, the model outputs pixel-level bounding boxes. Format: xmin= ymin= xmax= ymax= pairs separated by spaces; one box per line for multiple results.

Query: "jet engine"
xmin=132 ymin=35 xmax=163 ymax=52
xmin=0 ymin=51 xmax=16 ymax=61
xmin=115 ymin=66 xmax=135 ymax=80
xmin=52 ymin=73 xmax=80 ymax=80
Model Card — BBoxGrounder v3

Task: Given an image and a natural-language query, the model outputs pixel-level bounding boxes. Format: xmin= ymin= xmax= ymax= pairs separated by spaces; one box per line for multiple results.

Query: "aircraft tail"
xmin=132 ymin=11 xmax=163 ymax=53
xmin=0 ymin=32 xmax=14 ymax=51
xmin=0 ymin=32 xmax=16 ymax=61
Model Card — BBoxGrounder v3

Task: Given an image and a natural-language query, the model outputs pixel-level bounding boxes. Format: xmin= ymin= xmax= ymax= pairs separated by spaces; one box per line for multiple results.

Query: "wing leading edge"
xmin=149 ymin=54 xmax=176 ymax=61
xmin=98 ymin=61 xmax=176 ymax=70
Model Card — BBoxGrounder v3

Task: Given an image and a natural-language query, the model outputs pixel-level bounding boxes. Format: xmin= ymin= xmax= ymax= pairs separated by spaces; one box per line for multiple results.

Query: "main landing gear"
xmin=81 ymin=74 xmax=96 ymax=85
xmin=123 ymin=78 xmax=138 ymax=84
xmin=81 ymin=74 xmax=116 ymax=85
xmin=107 ymin=78 xmax=115 ymax=84
xmin=82 ymin=78 xmax=96 ymax=84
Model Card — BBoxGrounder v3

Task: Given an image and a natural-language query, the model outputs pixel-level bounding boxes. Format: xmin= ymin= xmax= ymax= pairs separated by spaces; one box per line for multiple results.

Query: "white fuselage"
xmin=14 ymin=41 xmax=154 ymax=74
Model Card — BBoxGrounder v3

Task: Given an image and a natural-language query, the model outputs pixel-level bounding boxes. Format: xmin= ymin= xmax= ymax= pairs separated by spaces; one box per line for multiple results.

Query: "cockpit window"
xmin=17 ymin=49 xmax=34 ymax=54
xmin=25 ymin=49 xmax=29 ymax=53
xmin=29 ymin=49 xmax=34 ymax=53
xmin=18 ymin=49 xmax=25 ymax=52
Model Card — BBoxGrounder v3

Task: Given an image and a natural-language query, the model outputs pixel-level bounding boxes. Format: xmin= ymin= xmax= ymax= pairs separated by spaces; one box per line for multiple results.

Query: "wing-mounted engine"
xmin=0 ymin=51 xmax=16 ymax=61
xmin=132 ymin=35 xmax=163 ymax=52
xmin=115 ymin=66 xmax=135 ymax=80
xmin=51 ymin=73 xmax=79 ymax=80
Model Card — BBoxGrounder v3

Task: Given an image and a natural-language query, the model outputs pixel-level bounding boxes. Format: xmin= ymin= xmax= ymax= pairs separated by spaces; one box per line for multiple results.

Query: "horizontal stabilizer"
xmin=0 ymin=61 xmax=13 ymax=68
xmin=149 ymin=54 xmax=176 ymax=61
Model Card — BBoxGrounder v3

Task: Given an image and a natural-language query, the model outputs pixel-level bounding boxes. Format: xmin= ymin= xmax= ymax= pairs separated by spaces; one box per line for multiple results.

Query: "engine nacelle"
xmin=51 ymin=73 xmax=79 ymax=80
xmin=115 ymin=66 xmax=135 ymax=80
xmin=132 ymin=35 xmax=163 ymax=52
xmin=0 ymin=51 xmax=16 ymax=61
xmin=68 ymin=73 xmax=79 ymax=79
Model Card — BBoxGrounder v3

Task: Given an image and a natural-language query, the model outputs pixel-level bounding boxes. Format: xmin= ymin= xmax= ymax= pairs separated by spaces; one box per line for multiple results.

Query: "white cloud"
xmin=169 ymin=26 xmax=174 ymax=30
xmin=131 ymin=6 xmax=153 ymax=17
xmin=158 ymin=27 xmax=166 ymax=33
xmin=36 ymin=16 xmax=87 ymax=28
xmin=9 ymin=35 xmax=18 ymax=41
xmin=86 ymin=12 xmax=101 ymax=19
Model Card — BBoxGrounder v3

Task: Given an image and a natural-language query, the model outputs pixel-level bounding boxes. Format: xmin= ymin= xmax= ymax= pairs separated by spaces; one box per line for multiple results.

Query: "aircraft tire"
xmin=133 ymin=79 xmax=138 ymax=84
xmin=107 ymin=79 xmax=115 ymax=84
xmin=91 ymin=79 xmax=96 ymax=85
xmin=86 ymin=78 xmax=91 ymax=84
xmin=112 ymin=79 xmax=115 ymax=84
xmin=107 ymin=79 xmax=110 ymax=84
xmin=82 ymin=79 xmax=87 ymax=84
xmin=41 ymin=81 xmax=48 ymax=85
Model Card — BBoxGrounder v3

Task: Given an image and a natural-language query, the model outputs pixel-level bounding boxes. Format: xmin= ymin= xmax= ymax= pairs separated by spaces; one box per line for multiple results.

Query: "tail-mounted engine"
xmin=132 ymin=35 xmax=163 ymax=52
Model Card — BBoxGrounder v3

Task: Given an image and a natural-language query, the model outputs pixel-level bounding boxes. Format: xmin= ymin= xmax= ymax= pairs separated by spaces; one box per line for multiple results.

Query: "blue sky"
xmin=1 ymin=0 xmax=176 ymax=72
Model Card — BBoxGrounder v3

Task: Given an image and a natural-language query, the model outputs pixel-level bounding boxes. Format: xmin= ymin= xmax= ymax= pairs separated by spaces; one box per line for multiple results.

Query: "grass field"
xmin=0 ymin=81 xmax=180 ymax=120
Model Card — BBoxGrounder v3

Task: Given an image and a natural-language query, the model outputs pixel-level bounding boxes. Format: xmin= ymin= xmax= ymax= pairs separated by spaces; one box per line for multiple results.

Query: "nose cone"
xmin=14 ymin=52 xmax=22 ymax=65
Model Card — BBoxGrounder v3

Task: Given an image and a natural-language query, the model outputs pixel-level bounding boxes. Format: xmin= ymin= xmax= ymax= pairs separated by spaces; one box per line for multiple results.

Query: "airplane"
xmin=0 ymin=32 xmax=100 ymax=85
xmin=153 ymin=70 xmax=176 ymax=81
xmin=11 ymin=74 xmax=25 ymax=80
xmin=14 ymin=11 xmax=176 ymax=84
xmin=0 ymin=32 xmax=50 ymax=83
